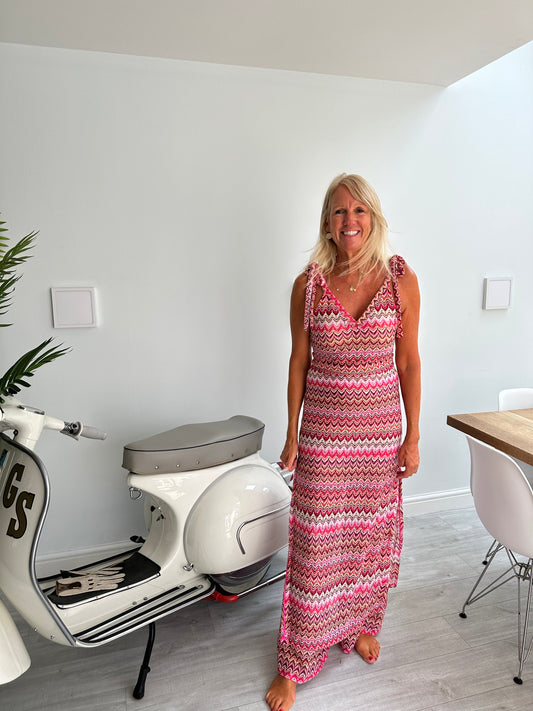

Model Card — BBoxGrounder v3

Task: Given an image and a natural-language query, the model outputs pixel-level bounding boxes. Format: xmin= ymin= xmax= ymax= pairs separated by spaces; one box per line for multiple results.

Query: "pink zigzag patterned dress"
xmin=277 ymin=254 xmax=405 ymax=683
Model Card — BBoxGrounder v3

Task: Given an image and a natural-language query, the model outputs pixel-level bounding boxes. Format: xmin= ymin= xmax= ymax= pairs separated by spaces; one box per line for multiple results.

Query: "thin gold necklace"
xmin=333 ymin=270 xmax=365 ymax=293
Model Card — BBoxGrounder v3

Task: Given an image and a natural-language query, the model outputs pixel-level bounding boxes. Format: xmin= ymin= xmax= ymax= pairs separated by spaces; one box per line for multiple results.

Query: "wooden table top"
xmin=447 ymin=408 xmax=533 ymax=466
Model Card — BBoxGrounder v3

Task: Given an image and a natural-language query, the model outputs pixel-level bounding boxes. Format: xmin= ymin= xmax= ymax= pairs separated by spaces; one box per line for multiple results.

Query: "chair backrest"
xmin=467 ymin=435 xmax=533 ymax=559
xmin=498 ymin=388 xmax=533 ymax=411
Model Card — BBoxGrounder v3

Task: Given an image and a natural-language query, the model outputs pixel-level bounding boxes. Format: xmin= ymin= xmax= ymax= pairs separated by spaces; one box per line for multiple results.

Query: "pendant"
xmin=349 ymin=285 xmax=357 ymax=292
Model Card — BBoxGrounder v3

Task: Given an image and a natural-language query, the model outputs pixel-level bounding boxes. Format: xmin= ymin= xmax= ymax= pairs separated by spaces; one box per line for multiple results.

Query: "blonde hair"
xmin=310 ymin=173 xmax=392 ymax=276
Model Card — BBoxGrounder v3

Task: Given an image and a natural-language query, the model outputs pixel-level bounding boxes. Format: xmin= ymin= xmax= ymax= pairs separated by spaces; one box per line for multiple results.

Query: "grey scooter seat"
xmin=122 ymin=415 xmax=265 ymax=474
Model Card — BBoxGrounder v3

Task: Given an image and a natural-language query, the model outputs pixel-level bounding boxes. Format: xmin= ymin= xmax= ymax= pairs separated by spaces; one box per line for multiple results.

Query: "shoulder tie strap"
xmin=304 ymin=263 xmax=321 ymax=331
xmin=389 ymin=255 xmax=406 ymax=339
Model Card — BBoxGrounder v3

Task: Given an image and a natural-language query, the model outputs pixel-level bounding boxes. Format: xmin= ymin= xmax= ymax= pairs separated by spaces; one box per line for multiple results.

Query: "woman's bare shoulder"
xmin=398 ymin=261 xmax=420 ymax=309
xmin=293 ymin=271 xmax=308 ymax=290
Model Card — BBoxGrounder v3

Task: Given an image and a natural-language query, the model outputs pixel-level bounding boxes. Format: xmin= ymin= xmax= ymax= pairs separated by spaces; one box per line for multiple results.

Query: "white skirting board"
xmin=403 ymin=487 xmax=472 ymax=516
xmin=34 ymin=489 xmax=473 ymax=577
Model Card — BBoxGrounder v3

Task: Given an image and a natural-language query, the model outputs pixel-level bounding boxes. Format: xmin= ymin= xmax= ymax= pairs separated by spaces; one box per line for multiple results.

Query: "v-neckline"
xmin=321 ymin=274 xmax=389 ymax=325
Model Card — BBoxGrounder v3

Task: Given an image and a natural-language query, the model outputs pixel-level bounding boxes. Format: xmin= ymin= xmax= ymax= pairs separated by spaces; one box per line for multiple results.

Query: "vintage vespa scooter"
xmin=0 ymin=395 xmax=291 ymax=697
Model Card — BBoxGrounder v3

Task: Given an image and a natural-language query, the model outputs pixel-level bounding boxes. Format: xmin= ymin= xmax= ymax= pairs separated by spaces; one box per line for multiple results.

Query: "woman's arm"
xmin=395 ymin=264 xmax=421 ymax=480
xmin=280 ymin=273 xmax=311 ymax=471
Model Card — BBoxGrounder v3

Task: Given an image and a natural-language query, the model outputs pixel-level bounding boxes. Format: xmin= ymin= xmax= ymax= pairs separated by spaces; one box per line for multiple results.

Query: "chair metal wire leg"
xmin=514 ymin=559 xmax=533 ymax=684
xmin=459 ymin=542 xmax=513 ymax=618
xmin=482 ymin=538 xmax=500 ymax=565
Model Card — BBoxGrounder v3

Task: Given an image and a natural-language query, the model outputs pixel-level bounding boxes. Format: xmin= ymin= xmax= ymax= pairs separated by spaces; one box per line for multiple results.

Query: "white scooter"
xmin=0 ymin=396 xmax=291 ymax=697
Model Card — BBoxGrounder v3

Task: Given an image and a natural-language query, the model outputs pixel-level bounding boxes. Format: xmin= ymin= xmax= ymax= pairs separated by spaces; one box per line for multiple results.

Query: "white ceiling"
xmin=1 ymin=0 xmax=533 ymax=87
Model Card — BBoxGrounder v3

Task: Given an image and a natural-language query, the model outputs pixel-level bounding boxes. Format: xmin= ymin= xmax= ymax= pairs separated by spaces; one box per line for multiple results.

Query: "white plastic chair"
xmin=479 ymin=389 xmax=533 ymax=564
xmin=460 ymin=435 xmax=533 ymax=684
xmin=499 ymin=388 xmax=533 ymax=412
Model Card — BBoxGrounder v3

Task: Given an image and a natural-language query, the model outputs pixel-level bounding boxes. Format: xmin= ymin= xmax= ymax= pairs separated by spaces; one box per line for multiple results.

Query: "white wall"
xmin=1 ymin=41 xmax=532 ymax=557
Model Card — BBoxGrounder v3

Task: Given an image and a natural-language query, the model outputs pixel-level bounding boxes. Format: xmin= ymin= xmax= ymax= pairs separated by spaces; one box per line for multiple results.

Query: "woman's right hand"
xmin=280 ymin=437 xmax=299 ymax=471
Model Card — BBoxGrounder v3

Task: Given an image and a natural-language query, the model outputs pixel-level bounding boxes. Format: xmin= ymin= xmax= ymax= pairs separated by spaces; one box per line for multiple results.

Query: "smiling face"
xmin=326 ymin=184 xmax=372 ymax=260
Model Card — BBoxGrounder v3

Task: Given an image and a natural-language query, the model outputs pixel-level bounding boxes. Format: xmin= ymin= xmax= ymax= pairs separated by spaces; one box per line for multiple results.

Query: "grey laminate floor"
xmin=1 ymin=508 xmax=531 ymax=710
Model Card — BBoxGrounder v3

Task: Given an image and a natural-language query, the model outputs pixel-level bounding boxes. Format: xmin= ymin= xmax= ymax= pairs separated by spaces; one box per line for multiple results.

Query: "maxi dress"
xmin=277 ymin=255 xmax=406 ymax=683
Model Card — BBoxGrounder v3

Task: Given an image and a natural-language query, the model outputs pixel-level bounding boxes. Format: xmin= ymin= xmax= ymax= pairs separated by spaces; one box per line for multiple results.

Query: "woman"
xmin=266 ymin=174 xmax=421 ymax=711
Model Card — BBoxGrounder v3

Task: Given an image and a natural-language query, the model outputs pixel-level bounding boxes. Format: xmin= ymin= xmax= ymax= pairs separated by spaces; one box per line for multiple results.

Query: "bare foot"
xmin=354 ymin=633 xmax=380 ymax=663
xmin=265 ymin=674 xmax=296 ymax=711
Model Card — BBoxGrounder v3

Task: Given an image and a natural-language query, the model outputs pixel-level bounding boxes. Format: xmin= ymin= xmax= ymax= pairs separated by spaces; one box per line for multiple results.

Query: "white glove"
xmin=56 ymin=566 xmax=125 ymax=596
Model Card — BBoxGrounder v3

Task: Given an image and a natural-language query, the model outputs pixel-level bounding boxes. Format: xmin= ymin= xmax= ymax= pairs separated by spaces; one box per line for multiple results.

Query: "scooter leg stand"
xmin=132 ymin=622 xmax=156 ymax=700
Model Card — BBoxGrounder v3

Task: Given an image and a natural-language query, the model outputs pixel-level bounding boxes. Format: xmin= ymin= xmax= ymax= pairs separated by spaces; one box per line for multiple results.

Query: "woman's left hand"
xmin=397 ymin=438 xmax=419 ymax=479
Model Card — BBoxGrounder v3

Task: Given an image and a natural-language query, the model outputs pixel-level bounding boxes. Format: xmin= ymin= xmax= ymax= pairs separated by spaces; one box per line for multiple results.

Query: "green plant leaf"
xmin=0 ymin=218 xmax=38 ymax=326
xmin=0 ymin=216 xmax=70 ymax=401
xmin=0 ymin=272 xmax=20 ymax=319
xmin=0 ymin=338 xmax=71 ymax=403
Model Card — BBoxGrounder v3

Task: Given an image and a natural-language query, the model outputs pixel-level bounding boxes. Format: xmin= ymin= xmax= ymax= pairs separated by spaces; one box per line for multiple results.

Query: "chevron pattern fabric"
xmin=277 ymin=255 xmax=405 ymax=683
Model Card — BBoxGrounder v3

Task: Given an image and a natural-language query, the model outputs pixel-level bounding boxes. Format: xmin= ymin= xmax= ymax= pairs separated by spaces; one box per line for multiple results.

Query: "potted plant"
xmin=0 ymin=217 xmax=69 ymax=403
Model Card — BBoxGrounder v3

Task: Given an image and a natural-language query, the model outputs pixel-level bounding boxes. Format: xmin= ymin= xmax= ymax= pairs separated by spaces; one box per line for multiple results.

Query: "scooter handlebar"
xmin=0 ymin=397 xmax=107 ymax=449
xmin=80 ymin=425 xmax=107 ymax=440
xmin=61 ymin=421 xmax=107 ymax=441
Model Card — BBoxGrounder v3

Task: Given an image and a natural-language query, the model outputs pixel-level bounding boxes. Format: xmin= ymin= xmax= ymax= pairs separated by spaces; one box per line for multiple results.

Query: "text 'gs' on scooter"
xmin=0 ymin=396 xmax=291 ymax=698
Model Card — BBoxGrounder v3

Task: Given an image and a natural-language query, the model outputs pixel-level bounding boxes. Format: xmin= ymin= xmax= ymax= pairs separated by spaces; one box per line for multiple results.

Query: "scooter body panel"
xmin=0 ymin=435 xmax=73 ymax=646
xmin=184 ymin=459 xmax=290 ymax=573
xmin=130 ymin=452 xmax=289 ymax=571
xmin=0 ymin=598 xmax=31 ymax=684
